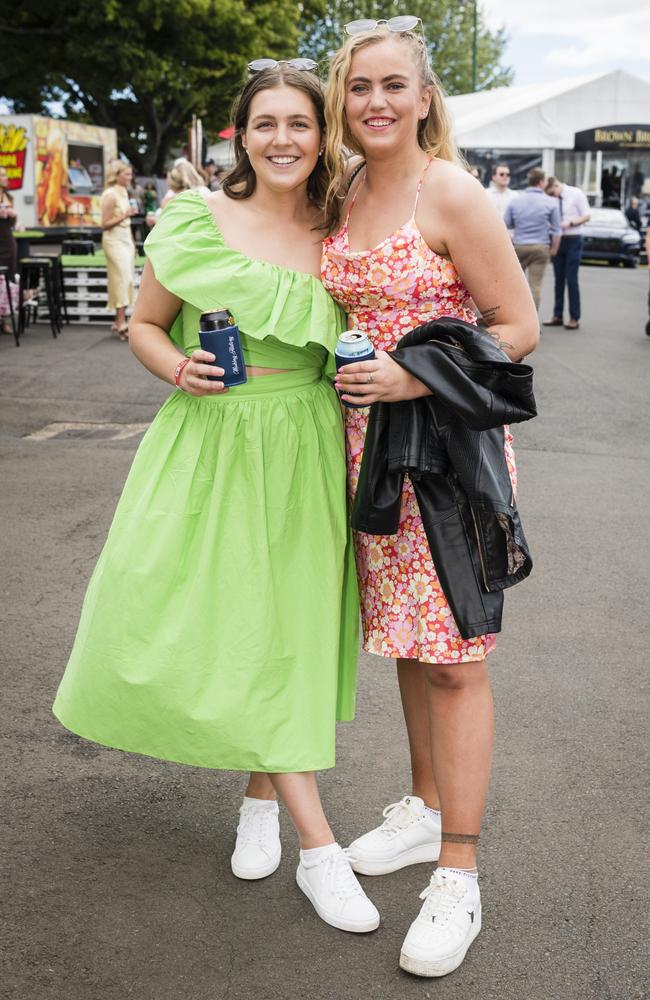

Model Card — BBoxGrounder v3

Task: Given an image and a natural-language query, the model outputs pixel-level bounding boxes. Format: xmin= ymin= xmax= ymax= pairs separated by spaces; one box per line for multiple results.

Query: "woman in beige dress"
xmin=100 ymin=160 xmax=136 ymax=340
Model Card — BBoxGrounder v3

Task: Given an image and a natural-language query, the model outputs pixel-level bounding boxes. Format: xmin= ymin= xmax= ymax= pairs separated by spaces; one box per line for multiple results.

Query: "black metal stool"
xmin=51 ymin=254 xmax=70 ymax=325
xmin=18 ymin=258 xmax=60 ymax=338
xmin=0 ymin=264 xmax=19 ymax=346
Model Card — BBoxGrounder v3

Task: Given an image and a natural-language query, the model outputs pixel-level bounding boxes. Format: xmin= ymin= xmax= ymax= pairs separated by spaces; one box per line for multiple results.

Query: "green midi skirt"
xmin=53 ymin=369 xmax=359 ymax=772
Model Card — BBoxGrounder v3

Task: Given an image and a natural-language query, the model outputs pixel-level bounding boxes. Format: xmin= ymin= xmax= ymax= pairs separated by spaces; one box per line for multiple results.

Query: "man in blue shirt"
xmin=504 ymin=168 xmax=561 ymax=312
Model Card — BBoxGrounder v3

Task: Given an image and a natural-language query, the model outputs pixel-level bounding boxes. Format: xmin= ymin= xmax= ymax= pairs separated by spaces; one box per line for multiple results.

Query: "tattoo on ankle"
xmin=441 ymin=832 xmax=480 ymax=845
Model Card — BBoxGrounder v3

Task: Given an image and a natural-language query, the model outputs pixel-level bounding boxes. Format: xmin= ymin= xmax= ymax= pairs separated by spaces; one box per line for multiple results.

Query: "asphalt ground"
xmin=2 ymin=264 xmax=649 ymax=1000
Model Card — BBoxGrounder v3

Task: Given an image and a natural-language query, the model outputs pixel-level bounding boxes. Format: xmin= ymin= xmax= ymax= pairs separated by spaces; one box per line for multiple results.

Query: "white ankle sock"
xmin=424 ymin=806 xmax=441 ymax=822
xmin=437 ymin=865 xmax=478 ymax=881
xmin=300 ymin=842 xmax=339 ymax=867
xmin=242 ymin=795 xmax=278 ymax=812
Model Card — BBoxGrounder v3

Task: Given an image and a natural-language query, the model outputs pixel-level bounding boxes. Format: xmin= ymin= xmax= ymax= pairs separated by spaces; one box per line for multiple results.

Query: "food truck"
xmin=0 ymin=114 xmax=118 ymax=230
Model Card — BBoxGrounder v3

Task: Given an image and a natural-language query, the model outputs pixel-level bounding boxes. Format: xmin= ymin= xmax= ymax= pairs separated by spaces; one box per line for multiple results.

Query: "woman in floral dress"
xmin=321 ymin=23 xmax=539 ymax=977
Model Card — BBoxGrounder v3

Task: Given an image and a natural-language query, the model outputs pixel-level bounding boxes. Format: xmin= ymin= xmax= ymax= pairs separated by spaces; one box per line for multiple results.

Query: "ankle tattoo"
xmin=441 ymin=832 xmax=480 ymax=845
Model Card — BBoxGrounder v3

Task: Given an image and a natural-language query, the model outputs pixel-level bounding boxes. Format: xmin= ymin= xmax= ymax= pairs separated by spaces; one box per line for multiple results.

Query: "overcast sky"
xmin=483 ymin=0 xmax=650 ymax=87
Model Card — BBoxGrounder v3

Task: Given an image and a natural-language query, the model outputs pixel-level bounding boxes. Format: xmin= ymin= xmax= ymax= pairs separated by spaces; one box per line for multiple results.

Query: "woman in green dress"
xmin=53 ymin=64 xmax=379 ymax=934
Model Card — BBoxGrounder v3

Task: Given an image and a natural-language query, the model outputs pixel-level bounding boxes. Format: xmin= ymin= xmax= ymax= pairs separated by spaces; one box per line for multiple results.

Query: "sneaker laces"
xmin=323 ymin=850 xmax=365 ymax=900
xmin=378 ymin=798 xmax=421 ymax=837
xmin=418 ymin=871 xmax=465 ymax=924
xmin=237 ymin=805 xmax=274 ymax=850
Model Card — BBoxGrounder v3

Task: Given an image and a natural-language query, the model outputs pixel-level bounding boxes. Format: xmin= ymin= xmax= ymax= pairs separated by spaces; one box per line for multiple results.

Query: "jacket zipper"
xmin=470 ymin=505 xmax=491 ymax=592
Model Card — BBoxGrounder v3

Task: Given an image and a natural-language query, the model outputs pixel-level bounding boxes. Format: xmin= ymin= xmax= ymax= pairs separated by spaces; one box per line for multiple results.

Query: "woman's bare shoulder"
xmin=422 ymin=158 xmax=490 ymax=213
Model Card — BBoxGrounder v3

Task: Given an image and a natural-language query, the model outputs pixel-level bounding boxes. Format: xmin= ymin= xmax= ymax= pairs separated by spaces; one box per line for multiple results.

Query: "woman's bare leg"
xmin=244 ymin=772 xmax=276 ymax=801
xmin=397 ymin=658 xmax=440 ymax=809
xmin=421 ymin=659 xmax=494 ymax=869
xmin=268 ymin=772 xmax=334 ymax=849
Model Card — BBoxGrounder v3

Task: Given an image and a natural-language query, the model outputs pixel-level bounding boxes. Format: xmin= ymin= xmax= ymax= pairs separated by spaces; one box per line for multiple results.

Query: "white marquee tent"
xmin=447 ymin=70 xmax=650 ymax=200
xmin=447 ymin=69 xmax=650 ymax=165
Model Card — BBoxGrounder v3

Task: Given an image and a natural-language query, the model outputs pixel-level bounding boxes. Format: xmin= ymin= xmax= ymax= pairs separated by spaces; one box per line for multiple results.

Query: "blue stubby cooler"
xmin=335 ymin=330 xmax=376 ymax=409
xmin=198 ymin=310 xmax=247 ymax=387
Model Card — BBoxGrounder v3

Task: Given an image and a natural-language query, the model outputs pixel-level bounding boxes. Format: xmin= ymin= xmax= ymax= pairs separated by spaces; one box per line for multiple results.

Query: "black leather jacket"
xmin=351 ymin=317 xmax=537 ymax=640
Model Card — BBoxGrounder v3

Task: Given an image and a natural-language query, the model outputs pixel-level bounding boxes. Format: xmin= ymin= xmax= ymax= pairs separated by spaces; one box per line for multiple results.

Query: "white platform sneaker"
xmin=346 ymin=796 xmax=441 ymax=875
xmin=230 ymin=798 xmax=281 ymax=880
xmin=296 ymin=843 xmax=380 ymax=933
xmin=399 ymin=869 xmax=482 ymax=978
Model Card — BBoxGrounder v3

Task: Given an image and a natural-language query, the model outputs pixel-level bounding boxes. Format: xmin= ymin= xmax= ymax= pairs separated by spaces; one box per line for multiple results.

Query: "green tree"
xmin=299 ymin=0 xmax=512 ymax=95
xmin=0 ymin=0 xmax=325 ymax=174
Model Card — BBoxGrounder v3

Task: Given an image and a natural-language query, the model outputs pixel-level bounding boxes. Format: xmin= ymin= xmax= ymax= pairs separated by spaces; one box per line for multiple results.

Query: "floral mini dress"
xmin=321 ymin=160 xmax=517 ymax=664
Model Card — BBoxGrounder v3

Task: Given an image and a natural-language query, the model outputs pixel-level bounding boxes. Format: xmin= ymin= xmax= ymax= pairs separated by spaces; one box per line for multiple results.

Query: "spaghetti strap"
xmin=412 ymin=159 xmax=433 ymax=217
xmin=345 ymin=168 xmax=366 ymax=225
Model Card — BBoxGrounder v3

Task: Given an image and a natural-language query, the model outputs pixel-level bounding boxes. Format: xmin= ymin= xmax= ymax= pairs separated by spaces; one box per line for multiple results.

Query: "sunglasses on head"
xmin=248 ymin=58 xmax=318 ymax=75
xmin=344 ymin=15 xmax=422 ymax=35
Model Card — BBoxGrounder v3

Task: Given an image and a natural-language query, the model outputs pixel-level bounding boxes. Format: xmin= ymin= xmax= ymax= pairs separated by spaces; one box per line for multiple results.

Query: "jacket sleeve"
xmin=351 ymin=402 xmax=405 ymax=535
xmin=389 ymin=343 xmax=536 ymax=430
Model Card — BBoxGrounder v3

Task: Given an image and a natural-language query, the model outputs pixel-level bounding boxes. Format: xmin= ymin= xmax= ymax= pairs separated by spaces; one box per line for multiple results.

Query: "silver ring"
xmin=366 ymin=372 xmax=374 ymax=384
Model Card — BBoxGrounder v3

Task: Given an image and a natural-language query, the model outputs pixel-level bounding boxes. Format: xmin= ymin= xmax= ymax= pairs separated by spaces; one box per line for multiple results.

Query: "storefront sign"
xmin=0 ymin=123 xmax=28 ymax=189
xmin=575 ymin=125 xmax=650 ymax=151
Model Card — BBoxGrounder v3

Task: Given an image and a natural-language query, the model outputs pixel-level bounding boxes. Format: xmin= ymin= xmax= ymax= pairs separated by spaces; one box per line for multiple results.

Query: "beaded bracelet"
xmin=174 ymin=357 xmax=190 ymax=388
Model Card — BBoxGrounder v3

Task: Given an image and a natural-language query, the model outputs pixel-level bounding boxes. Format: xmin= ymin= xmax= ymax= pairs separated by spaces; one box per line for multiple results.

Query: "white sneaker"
xmin=296 ymin=843 xmax=380 ymax=933
xmin=399 ymin=869 xmax=482 ymax=978
xmin=230 ymin=798 xmax=281 ymax=880
xmin=346 ymin=796 xmax=441 ymax=875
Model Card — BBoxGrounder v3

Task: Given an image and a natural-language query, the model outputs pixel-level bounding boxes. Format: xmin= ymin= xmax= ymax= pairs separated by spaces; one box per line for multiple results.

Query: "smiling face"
xmin=242 ymin=84 xmax=322 ymax=194
xmin=344 ymin=37 xmax=431 ymax=156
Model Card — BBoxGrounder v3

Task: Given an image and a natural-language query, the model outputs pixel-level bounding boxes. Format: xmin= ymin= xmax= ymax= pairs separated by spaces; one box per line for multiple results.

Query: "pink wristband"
xmin=174 ymin=357 xmax=190 ymax=388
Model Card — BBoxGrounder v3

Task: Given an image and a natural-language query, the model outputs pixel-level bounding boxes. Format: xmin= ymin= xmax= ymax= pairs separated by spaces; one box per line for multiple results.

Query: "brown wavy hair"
xmin=324 ymin=29 xmax=462 ymax=225
xmin=222 ymin=65 xmax=339 ymax=230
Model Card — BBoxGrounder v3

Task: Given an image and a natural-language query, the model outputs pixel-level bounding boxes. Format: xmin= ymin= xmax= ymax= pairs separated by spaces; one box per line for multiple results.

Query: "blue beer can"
xmin=198 ymin=310 xmax=247 ymax=387
xmin=335 ymin=330 xmax=375 ymax=408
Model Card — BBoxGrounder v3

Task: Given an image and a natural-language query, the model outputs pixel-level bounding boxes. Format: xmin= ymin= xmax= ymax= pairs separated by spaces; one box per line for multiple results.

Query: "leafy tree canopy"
xmin=300 ymin=0 xmax=512 ymax=96
xmin=0 ymin=0 xmax=510 ymax=174
xmin=0 ymin=0 xmax=325 ymax=174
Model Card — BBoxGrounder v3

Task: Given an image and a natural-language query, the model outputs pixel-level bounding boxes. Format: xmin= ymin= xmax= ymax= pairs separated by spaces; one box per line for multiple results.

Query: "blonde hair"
xmin=167 ymin=158 xmax=204 ymax=193
xmin=324 ymin=29 xmax=460 ymax=222
xmin=105 ymin=159 xmax=132 ymax=187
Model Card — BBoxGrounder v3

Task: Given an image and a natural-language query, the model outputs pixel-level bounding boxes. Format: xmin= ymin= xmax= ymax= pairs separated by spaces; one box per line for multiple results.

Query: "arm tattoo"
xmin=477 ymin=304 xmax=500 ymax=328
xmin=477 ymin=305 xmax=514 ymax=352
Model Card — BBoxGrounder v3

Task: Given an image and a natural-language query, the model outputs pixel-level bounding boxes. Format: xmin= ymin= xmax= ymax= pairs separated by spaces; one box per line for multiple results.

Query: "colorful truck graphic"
xmin=0 ymin=115 xmax=118 ymax=228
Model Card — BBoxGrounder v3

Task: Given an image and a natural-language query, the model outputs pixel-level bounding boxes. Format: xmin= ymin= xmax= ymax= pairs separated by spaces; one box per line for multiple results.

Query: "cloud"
xmin=483 ymin=1 xmax=650 ymax=67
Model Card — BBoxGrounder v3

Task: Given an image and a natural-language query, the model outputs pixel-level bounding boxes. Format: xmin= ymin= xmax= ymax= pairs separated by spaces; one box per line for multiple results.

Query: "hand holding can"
xmin=334 ymin=331 xmax=376 ymax=408
xmin=175 ymin=350 xmax=229 ymax=395
xmin=198 ymin=310 xmax=247 ymax=387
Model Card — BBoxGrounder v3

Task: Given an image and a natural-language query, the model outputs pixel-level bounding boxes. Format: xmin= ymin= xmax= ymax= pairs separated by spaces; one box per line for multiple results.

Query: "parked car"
xmin=581 ymin=208 xmax=642 ymax=267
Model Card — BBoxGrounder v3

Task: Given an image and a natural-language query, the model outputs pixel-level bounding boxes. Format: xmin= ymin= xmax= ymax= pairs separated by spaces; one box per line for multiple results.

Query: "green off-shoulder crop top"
xmin=143 ymin=190 xmax=345 ymax=375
